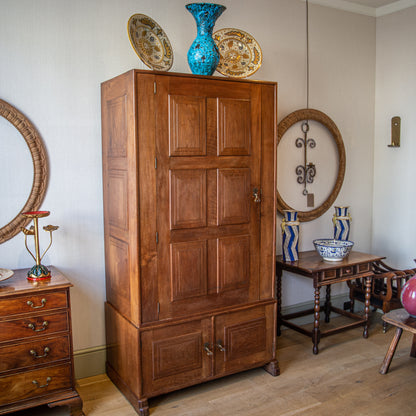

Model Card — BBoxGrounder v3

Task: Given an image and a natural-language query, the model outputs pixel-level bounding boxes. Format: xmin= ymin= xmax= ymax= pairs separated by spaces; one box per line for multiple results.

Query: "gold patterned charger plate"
xmin=0 ymin=268 xmax=13 ymax=282
xmin=128 ymin=14 xmax=173 ymax=71
xmin=213 ymin=28 xmax=262 ymax=78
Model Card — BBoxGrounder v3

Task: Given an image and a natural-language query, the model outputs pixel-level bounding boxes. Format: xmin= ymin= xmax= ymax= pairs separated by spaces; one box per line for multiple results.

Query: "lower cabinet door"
xmin=141 ymin=318 xmax=212 ymax=396
xmin=214 ymin=304 xmax=275 ymax=375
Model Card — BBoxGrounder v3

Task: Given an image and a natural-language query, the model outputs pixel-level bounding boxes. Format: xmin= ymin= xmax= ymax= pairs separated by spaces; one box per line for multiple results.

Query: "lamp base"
xmin=27 ymin=264 xmax=51 ymax=281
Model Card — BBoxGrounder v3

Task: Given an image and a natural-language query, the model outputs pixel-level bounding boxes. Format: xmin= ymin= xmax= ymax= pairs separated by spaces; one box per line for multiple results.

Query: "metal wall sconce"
xmin=388 ymin=116 xmax=401 ymax=147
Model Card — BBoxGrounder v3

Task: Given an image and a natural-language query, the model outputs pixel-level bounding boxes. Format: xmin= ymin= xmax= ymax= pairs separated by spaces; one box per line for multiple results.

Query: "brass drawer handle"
xmin=216 ymin=341 xmax=226 ymax=352
xmin=27 ymin=298 xmax=47 ymax=309
xmin=203 ymin=343 xmax=213 ymax=356
xmin=28 ymin=321 xmax=49 ymax=332
xmin=32 ymin=377 xmax=51 ymax=388
xmin=30 ymin=346 xmax=50 ymax=358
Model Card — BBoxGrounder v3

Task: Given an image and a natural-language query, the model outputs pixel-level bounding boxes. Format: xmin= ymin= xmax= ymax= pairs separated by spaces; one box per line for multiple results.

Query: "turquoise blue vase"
xmin=186 ymin=3 xmax=226 ymax=75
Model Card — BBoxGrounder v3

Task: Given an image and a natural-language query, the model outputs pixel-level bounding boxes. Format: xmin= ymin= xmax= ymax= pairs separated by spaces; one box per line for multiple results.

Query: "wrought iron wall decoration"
xmin=295 ymin=121 xmax=316 ymax=196
xmin=277 ymin=108 xmax=346 ymax=222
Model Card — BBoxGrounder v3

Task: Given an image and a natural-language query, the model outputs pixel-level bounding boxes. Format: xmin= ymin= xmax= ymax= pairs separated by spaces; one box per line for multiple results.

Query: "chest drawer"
xmin=0 ymin=311 xmax=69 ymax=343
xmin=0 ymin=291 xmax=68 ymax=317
xmin=0 ymin=335 xmax=70 ymax=373
xmin=0 ymin=363 xmax=72 ymax=406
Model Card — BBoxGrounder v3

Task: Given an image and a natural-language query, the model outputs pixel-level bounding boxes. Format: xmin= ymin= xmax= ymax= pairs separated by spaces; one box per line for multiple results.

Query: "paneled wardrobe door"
xmin=154 ymin=76 xmax=263 ymax=321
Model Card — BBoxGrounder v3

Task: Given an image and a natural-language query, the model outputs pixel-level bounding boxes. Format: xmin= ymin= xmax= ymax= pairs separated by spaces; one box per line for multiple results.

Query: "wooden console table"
xmin=0 ymin=267 xmax=83 ymax=415
xmin=276 ymin=251 xmax=384 ymax=354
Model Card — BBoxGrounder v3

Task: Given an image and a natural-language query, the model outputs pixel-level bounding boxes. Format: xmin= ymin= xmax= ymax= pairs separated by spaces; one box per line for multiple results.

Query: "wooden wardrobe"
xmin=101 ymin=69 xmax=278 ymax=415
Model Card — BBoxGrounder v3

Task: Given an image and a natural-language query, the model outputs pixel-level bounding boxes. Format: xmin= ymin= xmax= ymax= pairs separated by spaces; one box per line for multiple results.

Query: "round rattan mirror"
xmin=277 ymin=108 xmax=345 ymax=222
xmin=0 ymin=99 xmax=48 ymax=244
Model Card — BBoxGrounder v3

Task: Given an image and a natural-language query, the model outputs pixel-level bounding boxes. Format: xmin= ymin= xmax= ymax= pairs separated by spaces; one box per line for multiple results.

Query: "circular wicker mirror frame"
xmin=0 ymin=99 xmax=48 ymax=244
xmin=277 ymin=108 xmax=345 ymax=222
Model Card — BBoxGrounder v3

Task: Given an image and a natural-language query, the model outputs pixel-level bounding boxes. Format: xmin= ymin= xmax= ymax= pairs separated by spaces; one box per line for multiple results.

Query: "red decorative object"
xmin=400 ymin=275 xmax=416 ymax=317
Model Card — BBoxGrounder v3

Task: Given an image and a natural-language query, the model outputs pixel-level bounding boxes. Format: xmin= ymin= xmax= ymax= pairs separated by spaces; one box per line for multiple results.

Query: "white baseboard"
xmin=74 ymin=345 xmax=106 ymax=380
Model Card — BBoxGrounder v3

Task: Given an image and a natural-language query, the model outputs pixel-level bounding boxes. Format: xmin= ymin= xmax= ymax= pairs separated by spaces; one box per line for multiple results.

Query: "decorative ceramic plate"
xmin=0 ymin=268 xmax=14 ymax=282
xmin=213 ymin=28 xmax=262 ymax=78
xmin=127 ymin=14 xmax=173 ymax=71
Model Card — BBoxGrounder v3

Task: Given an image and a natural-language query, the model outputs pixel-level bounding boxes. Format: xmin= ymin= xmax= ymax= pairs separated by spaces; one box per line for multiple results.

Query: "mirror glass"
xmin=0 ymin=116 xmax=33 ymax=226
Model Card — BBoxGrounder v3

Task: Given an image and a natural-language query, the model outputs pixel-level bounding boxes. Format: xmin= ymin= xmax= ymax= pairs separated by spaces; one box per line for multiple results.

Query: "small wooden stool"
xmin=379 ymin=308 xmax=416 ymax=374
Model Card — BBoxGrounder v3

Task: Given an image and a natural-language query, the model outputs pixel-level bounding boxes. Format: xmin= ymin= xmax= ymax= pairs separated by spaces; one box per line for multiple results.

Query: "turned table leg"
xmin=363 ymin=275 xmax=371 ymax=338
xmin=324 ymin=285 xmax=331 ymax=323
xmin=380 ymin=326 xmax=403 ymax=374
xmin=313 ymin=286 xmax=321 ymax=354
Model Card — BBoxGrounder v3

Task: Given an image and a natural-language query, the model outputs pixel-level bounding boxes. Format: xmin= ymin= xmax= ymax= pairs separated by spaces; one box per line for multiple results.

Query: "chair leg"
xmin=411 ymin=334 xmax=416 ymax=358
xmin=380 ymin=327 xmax=403 ymax=375
xmin=350 ymin=299 xmax=355 ymax=313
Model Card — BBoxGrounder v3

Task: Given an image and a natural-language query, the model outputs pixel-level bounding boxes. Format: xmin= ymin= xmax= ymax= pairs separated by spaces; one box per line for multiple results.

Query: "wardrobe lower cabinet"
xmin=141 ymin=303 xmax=275 ymax=397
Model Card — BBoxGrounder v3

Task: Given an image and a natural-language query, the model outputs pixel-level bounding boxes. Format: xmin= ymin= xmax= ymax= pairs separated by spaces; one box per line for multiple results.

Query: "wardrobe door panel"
xmin=169 ymin=94 xmax=206 ymax=156
xmin=217 ymin=235 xmax=250 ymax=292
xmin=156 ymin=77 xmax=262 ymax=320
xmin=218 ymin=97 xmax=251 ymax=156
xmin=170 ymin=169 xmax=207 ymax=230
xmin=170 ymin=240 xmax=208 ymax=301
xmin=141 ymin=319 xmax=212 ymax=396
xmin=214 ymin=304 xmax=275 ymax=375
xmin=217 ymin=168 xmax=250 ymax=226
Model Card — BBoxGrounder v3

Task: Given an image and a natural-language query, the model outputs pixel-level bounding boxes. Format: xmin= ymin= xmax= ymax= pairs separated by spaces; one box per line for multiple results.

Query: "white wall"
xmin=0 ymin=0 xmax=377 ymax=355
xmin=373 ymin=6 xmax=416 ymax=269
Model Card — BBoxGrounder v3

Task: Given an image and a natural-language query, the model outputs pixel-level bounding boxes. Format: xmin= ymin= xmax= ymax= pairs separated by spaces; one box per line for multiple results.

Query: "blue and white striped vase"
xmin=333 ymin=206 xmax=351 ymax=240
xmin=281 ymin=210 xmax=300 ymax=262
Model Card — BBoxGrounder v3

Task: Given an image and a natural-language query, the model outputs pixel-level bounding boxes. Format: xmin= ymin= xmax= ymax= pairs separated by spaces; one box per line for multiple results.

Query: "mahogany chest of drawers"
xmin=0 ymin=267 xmax=83 ymax=415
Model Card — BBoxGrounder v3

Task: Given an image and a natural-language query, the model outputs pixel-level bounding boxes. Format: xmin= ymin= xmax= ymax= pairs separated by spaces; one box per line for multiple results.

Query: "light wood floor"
xmin=12 ymin=313 xmax=416 ymax=415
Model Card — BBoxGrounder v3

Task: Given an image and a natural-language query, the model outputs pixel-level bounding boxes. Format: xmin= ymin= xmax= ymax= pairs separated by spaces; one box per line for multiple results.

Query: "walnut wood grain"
xmin=102 ymin=70 xmax=278 ymax=416
xmin=0 ymin=334 xmax=70 ymax=373
xmin=0 ymin=363 xmax=72 ymax=406
xmin=0 ymin=291 xmax=67 ymax=316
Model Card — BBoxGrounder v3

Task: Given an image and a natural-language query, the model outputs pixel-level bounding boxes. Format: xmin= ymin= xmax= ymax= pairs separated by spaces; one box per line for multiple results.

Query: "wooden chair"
xmin=347 ymin=260 xmax=416 ymax=332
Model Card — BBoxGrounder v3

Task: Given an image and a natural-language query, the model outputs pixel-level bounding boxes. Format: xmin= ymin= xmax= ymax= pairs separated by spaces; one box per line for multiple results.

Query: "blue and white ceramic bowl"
xmin=313 ymin=239 xmax=354 ymax=262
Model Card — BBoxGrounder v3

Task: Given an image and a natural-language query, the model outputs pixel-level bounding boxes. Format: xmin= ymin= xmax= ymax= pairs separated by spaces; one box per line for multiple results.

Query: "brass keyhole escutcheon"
xmin=252 ymin=188 xmax=261 ymax=203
